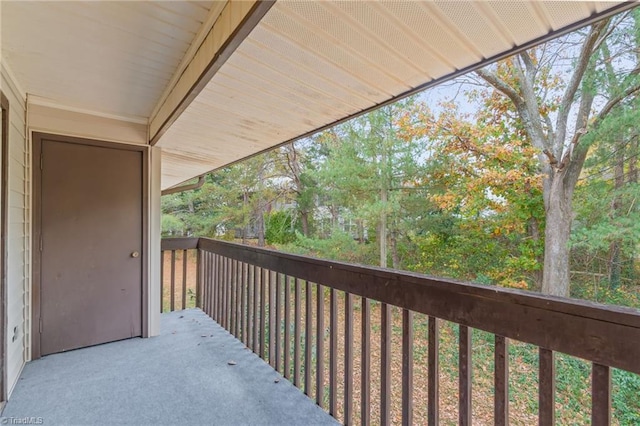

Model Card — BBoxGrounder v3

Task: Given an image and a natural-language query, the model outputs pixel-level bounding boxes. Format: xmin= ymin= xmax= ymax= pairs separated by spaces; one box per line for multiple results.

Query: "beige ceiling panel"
xmin=431 ymin=2 xmax=508 ymax=58
xmin=486 ymin=2 xmax=547 ymax=46
xmin=537 ymin=2 xmax=594 ymax=30
xmin=261 ymin=7 xmax=402 ymax=94
xmin=203 ymin=73 xmax=332 ymax=127
xmin=2 ymin=1 xmax=213 ymax=120
xmin=239 ymin=39 xmax=368 ymax=110
xmin=377 ymin=1 xmax=478 ymax=70
xmin=223 ymin=55 xmax=357 ymax=116
xmin=284 ymin=1 xmax=431 ymax=86
xmin=247 ymin=26 xmax=385 ymax=102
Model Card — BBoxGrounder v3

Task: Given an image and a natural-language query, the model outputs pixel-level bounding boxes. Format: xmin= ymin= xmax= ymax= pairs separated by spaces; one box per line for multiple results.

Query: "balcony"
xmin=4 ymin=237 xmax=639 ymax=425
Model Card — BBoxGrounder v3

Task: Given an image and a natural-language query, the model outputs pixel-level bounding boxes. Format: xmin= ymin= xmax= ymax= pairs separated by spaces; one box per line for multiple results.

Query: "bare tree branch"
xmin=555 ymin=19 xmax=610 ymax=152
xmin=475 ymin=68 xmax=521 ymax=104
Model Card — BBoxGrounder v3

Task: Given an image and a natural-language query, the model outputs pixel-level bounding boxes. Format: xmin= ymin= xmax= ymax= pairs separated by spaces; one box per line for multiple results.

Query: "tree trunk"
xmin=357 ymin=219 xmax=365 ymax=243
xmin=527 ymin=215 xmax=543 ymax=290
xmin=300 ymin=210 xmax=309 ymax=237
xmin=608 ymin=138 xmax=625 ymax=288
xmin=379 ymin=187 xmax=388 ymax=268
xmin=390 ymin=229 xmax=400 ymax=270
xmin=541 ymin=174 xmax=573 ymax=297
xmin=242 ymin=191 xmax=249 ymax=244
xmin=330 ymin=204 xmax=338 ymax=229
xmin=257 ymin=202 xmax=265 ymax=247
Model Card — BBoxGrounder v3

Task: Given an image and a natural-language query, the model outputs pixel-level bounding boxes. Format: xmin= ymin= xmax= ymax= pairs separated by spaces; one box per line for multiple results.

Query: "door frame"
xmin=1 ymin=91 xmax=10 ymax=405
xmin=31 ymin=132 xmax=149 ymax=359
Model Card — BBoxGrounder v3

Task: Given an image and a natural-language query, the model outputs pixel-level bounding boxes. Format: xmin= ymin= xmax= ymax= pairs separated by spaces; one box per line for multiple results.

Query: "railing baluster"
xmin=203 ymin=253 xmax=208 ymax=316
xmin=294 ymin=278 xmax=301 ymax=387
xmin=269 ymin=270 xmax=276 ymax=367
xmin=160 ymin=250 xmax=165 ymax=313
xmin=222 ymin=256 xmax=227 ymax=328
xmin=239 ymin=262 xmax=245 ymax=344
xmin=459 ymin=325 xmax=472 ymax=426
xmin=231 ymin=259 xmax=237 ymax=334
xmin=381 ymin=303 xmax=391 ymax=426
xmin=344 ymin=292 xmax=354 ymax=425
xmin=260 ymin=267 xmax=266 ymax=359
xmin=182 ymin=249 xmax=187 ymax=310
xmin=196 ymin=249 xmax=202 ymax=310
xmin=539 ymin=348 xmax=555 ymax=426
xmin=215 ymin=255 xmax=220 ymax=322
xmin=316 ymin=283 xmax=325 ymax=408
xmin=223 ymin=256 xmax=228 ymax=325
xmin=253 ymin=265 xmax=260 ymax=355
xmin=592 ymin=363 xmax=611 ymax=426
xmin=305 ymin=280 xmax=313 ymax=396
xmin=284 ymin=275 xmax=291 ymax=379
xmin=361 ymin=297 xmax=371 ymax=426
xmin=236 ymin=260 xmax=241 ymax=338
xmin=212 ymin=253 xmax=220 ymax=322
xmin=244 ymin=262 xmax=249 ymax=345
xmin=170 ymin=250 xmax=176 ymax=312
xmin=276 ymin=273 xmax=282 ymax=373
xmin=227 ymin=257 xmax=232 ymax=331
xmin=284 ymin=275 xmax=292 ymax=380
xmin=495 ymin=335 xmax=509 ymax=426
xmin=238 ymin=260 xmax=243 ymax=339
xmin=214 ymin=254 xmax=220 ymax=320
xmin=428 ymin=316 xmax=439 ymax=426
xmin=402 ymin=309 xmax=414 ymax=426
xmin=329 ymin=288 xmax=338 ymax=418
xmin=222 ymin=256 xmax=228 ymax=329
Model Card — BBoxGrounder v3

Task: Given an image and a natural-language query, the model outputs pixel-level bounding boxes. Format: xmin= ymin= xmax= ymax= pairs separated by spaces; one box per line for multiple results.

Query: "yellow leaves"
xmin=432 ymin=193 xmax=458 ymax=210
xmin=503 ymin=280 xmax=529 ymax=290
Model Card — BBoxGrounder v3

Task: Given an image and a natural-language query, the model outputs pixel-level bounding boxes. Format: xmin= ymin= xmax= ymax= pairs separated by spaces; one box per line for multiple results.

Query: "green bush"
xmin=265 ymin=211 xmax=296 ymax=245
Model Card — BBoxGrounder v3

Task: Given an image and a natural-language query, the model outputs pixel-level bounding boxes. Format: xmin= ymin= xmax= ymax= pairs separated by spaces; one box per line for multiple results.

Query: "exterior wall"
xmin=1 ymin=62 xmax=29 ymax=397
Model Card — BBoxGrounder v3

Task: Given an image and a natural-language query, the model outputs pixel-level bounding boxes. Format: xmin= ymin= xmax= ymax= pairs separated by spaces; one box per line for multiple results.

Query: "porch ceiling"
xmin=1 ymin=1 xmax=222 ymax=122
xmin=156 ymin=0 xmax=633 ymax=189
xmin=1 ymin=1 xmax=635 ymax=190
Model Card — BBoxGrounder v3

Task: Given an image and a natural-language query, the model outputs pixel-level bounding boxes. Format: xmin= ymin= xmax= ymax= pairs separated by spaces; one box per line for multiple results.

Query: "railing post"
xmin=592 ymin=363 xmax=611 ymax=426
xmin=428 ymin=316 xmax=439 ymax=426
xmin=495 ymin=335 xmax=509 ymax=426
xmin=459 ymin=325 xmax=472 ymax=426
xmin=539 ymin=348 xmax=555 ymax=426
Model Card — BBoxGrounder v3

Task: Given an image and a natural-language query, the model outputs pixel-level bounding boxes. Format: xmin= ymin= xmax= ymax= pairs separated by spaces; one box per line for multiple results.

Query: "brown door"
xmin=39 ymin=138 xmax=142 ymax=355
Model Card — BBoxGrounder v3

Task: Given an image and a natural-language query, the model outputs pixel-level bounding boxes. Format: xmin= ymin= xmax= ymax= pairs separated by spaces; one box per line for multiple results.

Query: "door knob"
xmin=131 ymin=251 xmax=140 ymax=258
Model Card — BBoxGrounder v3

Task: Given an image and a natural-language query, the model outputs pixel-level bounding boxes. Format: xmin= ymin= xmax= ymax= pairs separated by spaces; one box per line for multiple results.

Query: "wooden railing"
xmin=160 ymin=237 xmax=199 ymax=312
xmin=161 ymin=237 xmax=640 ymax=425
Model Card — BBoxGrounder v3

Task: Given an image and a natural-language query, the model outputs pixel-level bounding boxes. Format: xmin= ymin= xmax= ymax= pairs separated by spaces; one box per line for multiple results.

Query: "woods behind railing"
xmin=161 ymin=237 xmax=640 ymax=426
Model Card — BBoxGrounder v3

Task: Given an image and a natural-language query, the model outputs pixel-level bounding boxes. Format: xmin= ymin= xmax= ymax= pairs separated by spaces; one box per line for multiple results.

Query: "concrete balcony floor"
xmin=2 ymin=309 xmax=336 ymax=425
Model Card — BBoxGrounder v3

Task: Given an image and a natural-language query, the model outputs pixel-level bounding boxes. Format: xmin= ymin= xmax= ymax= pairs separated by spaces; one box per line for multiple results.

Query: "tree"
xmin=274 ymin=141 xmax=317 ymax=237
xmin=475 ymin=14 xmax=640 ymax=296
xmin=314 ymin=99 xmax=422 ymax=268
xmin=414 ymin=92 xmax=545 ymax=288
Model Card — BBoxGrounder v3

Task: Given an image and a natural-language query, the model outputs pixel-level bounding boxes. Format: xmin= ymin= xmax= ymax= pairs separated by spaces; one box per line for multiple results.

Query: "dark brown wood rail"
xmin=162 ymin=237 xmax=640 ymax=426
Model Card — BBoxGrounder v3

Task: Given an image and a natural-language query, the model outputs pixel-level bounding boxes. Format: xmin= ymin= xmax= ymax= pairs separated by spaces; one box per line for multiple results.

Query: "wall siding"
xmin=1 ymin=63 xmax=29 ymax=397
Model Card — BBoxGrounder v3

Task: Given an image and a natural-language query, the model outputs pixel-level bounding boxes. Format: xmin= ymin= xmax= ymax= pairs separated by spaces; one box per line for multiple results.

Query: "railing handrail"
xmin=162 ymin=236 xmax=640 ymax=374
xmin=161 ymin=237 xmax=199 ymax=251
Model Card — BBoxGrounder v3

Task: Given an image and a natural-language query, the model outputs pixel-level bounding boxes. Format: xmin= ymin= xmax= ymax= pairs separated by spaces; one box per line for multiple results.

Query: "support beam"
xmin=149 ymin=0 xmax=275 ymax=145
